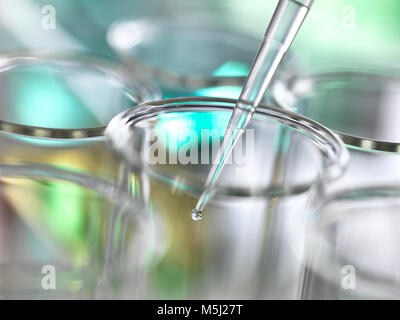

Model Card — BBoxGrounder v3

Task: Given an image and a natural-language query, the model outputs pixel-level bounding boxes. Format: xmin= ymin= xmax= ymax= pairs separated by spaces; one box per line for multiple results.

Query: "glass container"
xmin=106 ymin=96 xmax=348 ymax=299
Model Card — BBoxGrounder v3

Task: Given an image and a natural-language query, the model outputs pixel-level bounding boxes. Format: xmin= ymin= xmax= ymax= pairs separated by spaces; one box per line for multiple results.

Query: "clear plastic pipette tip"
xmin=190 ymin=0 xmax=313 ymax=221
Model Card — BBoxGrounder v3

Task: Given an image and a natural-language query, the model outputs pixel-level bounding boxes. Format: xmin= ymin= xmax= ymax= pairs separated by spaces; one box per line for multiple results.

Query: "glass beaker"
xmin=0 ymin=163 xmax=158 ymax=299
xmin=271 ymin=68 xmax=400 ymax=190
xmin=106 ymin=96 xmax=348 ymax=299
xmin=301 ymin=185 xmax=400 ymax=299
xmin=0 ymin=52 xmax=160 ymax=183
xmin=107 ymin=15 xmax=299 ymax=100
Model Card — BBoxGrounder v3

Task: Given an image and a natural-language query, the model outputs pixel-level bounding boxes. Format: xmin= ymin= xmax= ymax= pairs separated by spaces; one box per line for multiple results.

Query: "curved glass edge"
xmin=0 ymin=162 xmax=167 ymax=293
xmin=304 ymin=185 xmax=400 ymax=297
xmin=311 ymin=184 xmax=400 ymax=216
xmin=0 ymin=162 xmax=139 ymax=212
xmin=106 ymin=96 xmax=349 ymax=196
xmin=107 ymin=16 xmax=263 ymax=89
xmin=0 ymin=52 xmax=161 ymax=140
xmin=271 ymin=68 xmax=400 ymax=153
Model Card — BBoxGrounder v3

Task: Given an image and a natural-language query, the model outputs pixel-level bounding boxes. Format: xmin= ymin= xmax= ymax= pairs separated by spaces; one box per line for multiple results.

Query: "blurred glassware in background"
xmin=216 ymin=0 xmax=400 ymax=71
xmin=301 ymin=185 xmax=400 ymax=299
xmin=0 ymin=52 xmax=160 ymax=182
xmin=105 ymin=97 xmax=348 ymax=299
xmin=0 ymin=0 xmax=397 ymax=301
xmin=107 ymin=15 xmax=299 ymax=100
xmin=0 ymin=163 xmax=158 ymax=299
xmin=0 ymin=0 xmax=87 ymax=53
xmin=19 ymin=0 xmax=231 ymax=57
xmin=272 ymin=67 xmax=400 ymax=190
xmin=2 ymin=0 xmax=399 ymax=71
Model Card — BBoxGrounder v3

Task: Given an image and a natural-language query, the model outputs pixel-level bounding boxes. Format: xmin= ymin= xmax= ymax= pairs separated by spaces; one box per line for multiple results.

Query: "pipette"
xmin=191 ymin=0 xmax=314 ymax=220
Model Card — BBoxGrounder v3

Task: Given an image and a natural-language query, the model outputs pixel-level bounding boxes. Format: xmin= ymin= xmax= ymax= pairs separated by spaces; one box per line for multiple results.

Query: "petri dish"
xmin=0 ymin=163 xmax=159 ymax=299
xmin=106 ymin=96 xmax=348 ymax=299
xmin=272 ymin=68 xmax=400 ymax=189
xmin=272 ymin=68 xmax=400 ymax=153
xmin=302 ymin=186 xmax=400 ymax=299
xmin=0 ymin=52 xmax=161 ymax=182
xmin=107 ymin=15 xmax=298 ymax=100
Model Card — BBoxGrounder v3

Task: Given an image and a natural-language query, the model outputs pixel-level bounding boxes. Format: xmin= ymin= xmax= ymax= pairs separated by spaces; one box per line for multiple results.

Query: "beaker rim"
xmin=0 ymin=162 xmax=157 ymax=235
xmin=107 ymin=16 xmax=261 ymax=89
xmin=271 ymin=68 xmax=400 ymax=153
xmin=0 ymin=162 xmax=165 ymax=297
xmin=304 ymin=184 xmax=400 ymax=298
xmin=0 ymin=52 xmax=161 ymax=140
xmin=106 ymin=96 xmax=349 ymax=197
xmin=0 ymin=162 xmax=136 ymax=209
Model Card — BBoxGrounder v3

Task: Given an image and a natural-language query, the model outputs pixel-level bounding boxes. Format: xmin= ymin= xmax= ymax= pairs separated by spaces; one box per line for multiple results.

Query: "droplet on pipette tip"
xmin=191 ymin=208 xmax=203 ymax=221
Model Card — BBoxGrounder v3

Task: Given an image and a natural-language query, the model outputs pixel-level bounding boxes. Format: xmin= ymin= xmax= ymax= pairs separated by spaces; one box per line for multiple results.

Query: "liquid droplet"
xmin=191 ymin=209 xmax=203 ymax=221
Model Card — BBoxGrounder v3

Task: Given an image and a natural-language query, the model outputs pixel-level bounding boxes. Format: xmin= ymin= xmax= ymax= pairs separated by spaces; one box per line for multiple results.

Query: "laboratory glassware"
xmin=272 ymin=67 xmax=400 ymax=190
xmin=105 ymin=96 xmax=348 ymax=299
xmin=301 ymin=185 xmax=400 ymax=299
xmin=0 ymin=163 xmax=158 ymax=299
xmin=0 ymin=52 xmax=160 ymax=183
xmin=107 ymin=14 xmax=299 ymax=100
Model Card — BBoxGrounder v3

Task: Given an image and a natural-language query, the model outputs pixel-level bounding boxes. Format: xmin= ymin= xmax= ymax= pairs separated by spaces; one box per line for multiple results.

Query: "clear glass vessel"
xmin=0 ymin=163 xmax=157 ymax=299
xmin=0 ymin=52 xmax=160 ymax=182
xmin=106 ymin=96 xmax=348 ymax=299
xmin=272 ymin=68 xmax=400 ymax=190
xmin=301 ymin=185 xmax=400 ymax=299
xmin=107 ymin=15 xmax=299 ymax=100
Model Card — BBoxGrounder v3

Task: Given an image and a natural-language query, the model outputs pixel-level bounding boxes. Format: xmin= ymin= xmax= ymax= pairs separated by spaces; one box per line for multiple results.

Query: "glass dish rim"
xmin=0 ymin=162 xmax=163 ymax=292
xmin=271 ymin=68 xmax=400 ymax=153
xmin=107 ymin=16 xmax=261 ymax=89
xmin=0 ymin=162 xmax=139 ymax=210
xmin=305 ymin=184 xmax=400 ymax=297
xmin=0 ymin=51 xmax=161 ymax=140
xmin=311 ymin=184 xmax=400 ymax=224
xmin=106 ymin=96 xmax=349 ymax=197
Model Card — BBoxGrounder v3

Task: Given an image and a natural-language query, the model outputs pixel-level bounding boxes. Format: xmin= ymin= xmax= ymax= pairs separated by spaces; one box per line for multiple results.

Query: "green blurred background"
xmin=0 ymin=0 xmax=398 ymax=70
